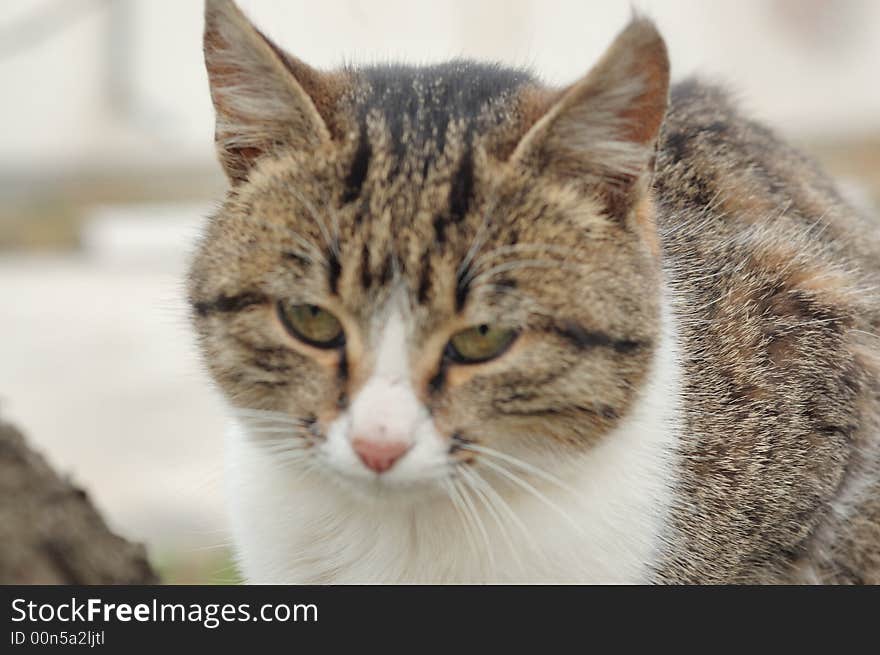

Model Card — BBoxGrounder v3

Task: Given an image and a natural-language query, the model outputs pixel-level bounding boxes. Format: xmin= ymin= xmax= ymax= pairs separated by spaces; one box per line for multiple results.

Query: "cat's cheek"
xmin=318 ymin=412 xmax=365 ymax=478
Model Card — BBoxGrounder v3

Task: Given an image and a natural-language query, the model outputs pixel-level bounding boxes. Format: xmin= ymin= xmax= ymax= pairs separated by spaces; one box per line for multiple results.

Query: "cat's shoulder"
xmin=655 ymin=78 xmax=836 ymax=211
xmin=653 ymin=78 xmax=878 ymax=266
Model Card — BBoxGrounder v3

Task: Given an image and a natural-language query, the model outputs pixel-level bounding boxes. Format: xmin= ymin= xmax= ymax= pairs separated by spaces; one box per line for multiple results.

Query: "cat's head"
xmin=190 ymin=0 xmax=669 ymax=501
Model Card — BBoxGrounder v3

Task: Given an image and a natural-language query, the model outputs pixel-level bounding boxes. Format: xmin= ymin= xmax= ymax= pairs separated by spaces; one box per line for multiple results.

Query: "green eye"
xmin=277 ymin=302 xmax=345 ymax=349
xmin=447 ymin=324 xmax=517 ymax=364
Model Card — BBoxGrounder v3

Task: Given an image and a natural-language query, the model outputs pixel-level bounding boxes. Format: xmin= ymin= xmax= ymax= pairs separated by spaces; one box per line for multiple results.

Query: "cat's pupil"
xmin=478 ymin=324 xmax=489 ymax=336
xmin=309 ymin=305 xmax=320 ymax=316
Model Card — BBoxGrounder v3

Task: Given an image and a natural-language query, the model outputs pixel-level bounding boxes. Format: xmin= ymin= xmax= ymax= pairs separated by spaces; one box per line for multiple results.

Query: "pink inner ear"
xmin=614 ymin=37 xmax=670 ymax=147
xmin=222 ymin=146 xmax=263 ymax=184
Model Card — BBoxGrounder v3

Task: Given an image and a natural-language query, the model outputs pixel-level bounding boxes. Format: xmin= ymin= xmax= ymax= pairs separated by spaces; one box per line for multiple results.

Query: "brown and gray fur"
xmin=654 ymin=83 xmax=880 ymax=582
xmin=189 ymin=0 xmax=880 ymax=582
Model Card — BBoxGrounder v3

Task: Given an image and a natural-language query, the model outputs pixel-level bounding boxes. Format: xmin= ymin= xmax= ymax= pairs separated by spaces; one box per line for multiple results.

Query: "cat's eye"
xmin=446 ymin=324 xmax=517 ymax=364
xmin=277 ymin=302 xmax=345 ymax=349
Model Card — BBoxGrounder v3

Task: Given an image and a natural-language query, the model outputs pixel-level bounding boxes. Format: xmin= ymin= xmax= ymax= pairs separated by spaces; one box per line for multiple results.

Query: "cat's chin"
xmin=311 ymin=462 xmax=451 ymax=507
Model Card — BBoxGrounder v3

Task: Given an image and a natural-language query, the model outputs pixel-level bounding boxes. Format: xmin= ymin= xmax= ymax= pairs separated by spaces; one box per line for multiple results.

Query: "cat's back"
xmin=655 ymin=79 xmax=880 ymax=277
xmin=651 ymin=80 xmax=880 ymax=583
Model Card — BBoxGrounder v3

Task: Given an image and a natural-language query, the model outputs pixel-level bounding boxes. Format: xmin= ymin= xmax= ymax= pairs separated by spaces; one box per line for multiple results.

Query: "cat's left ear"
xmin=203 ymin=0 xmax=343 ymax=184
xmin=510 ymin=17 xmax=669 ymax=221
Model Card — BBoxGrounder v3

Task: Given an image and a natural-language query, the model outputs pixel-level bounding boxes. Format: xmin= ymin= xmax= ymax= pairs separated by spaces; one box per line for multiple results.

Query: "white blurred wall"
xmin=2 ymin=0 xmax=879 ymax=171
xmin=0 ymin=215 xmax=230 ymax=554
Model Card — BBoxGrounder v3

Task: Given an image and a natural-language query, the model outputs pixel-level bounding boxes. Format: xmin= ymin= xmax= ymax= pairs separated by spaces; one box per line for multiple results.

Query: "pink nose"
xmin=352 ymin=438 xmax=410 ymax=474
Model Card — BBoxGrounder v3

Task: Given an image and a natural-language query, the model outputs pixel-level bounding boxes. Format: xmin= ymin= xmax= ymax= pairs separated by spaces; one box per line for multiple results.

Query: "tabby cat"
xmin=189 ymin=0 xmax=880 ymax=583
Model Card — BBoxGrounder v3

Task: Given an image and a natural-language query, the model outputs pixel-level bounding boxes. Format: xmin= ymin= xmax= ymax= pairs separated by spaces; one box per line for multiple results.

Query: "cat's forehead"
xmin=202 ymin=35 xmax=655 ymax=333
xmin=348 ymin=61 xmax=536 ymax=155
xmin=235 ymin=88 xmax=608 ymax=327
xmin=332 ymin=62 xmax=541 ymax=212
xmin=231 ymin=66 xmax=548 ymax=314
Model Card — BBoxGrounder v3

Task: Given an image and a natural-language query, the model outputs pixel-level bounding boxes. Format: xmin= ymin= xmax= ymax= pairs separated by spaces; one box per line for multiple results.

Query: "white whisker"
xmin=466 ymin=259 xmax=583 ymax=288
xmin=462 ymin=443 xmax=583 ymax=499
xmin=459 ymin=466 xmax=521 ymax=573
xmin=458 ymin=180 xmax=503 ymax=278
xmin=227 ymin=217 xmax=328 ymax=266
xmin=285 ymin=186 xmax=340 ymax=257
xmin=471 ymin=243 xmax=583 ymax=270
xmin=475 ymin=457 xmax=586 ymax=537
xmin=460 ymin=466 xmax=538 ymax=559
xmin=442 ymin=477 xmax=481 ymax=561
xmin=454 ymin=475 xmax=496 ymax=571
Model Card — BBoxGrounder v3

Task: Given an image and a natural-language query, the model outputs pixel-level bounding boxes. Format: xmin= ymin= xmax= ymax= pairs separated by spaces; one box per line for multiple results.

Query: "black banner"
xmin=1 ymin=585 xmax=876 ymax=649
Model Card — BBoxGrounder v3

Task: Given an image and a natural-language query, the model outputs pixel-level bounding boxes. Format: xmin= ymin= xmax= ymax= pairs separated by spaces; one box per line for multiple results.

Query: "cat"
xmin=189 ymin=0 xmax=880 ymax=583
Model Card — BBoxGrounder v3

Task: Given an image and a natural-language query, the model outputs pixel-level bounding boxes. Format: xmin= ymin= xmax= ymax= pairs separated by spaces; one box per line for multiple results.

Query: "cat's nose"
xmin=351 ymin=437 xmax=411 ymax=474
xmin=348 ymin=376 xmax=422 ymax=473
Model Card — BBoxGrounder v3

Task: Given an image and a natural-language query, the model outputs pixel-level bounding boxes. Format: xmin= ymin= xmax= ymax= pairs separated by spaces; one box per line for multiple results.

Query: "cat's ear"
xmin=203 ymin=0 xmax=342 ymax=184
xmin=511 ymin=18 xmax=669 ymax=220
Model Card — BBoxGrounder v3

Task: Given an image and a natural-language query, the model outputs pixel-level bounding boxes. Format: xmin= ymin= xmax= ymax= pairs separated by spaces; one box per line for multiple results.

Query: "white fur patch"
xmin=321 ymin=301 xmax=450 ymax=485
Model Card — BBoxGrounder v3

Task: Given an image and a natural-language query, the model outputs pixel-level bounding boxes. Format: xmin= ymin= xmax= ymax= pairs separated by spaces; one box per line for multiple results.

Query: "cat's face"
xmin=190 ymin=0 xmax=669 ymax=502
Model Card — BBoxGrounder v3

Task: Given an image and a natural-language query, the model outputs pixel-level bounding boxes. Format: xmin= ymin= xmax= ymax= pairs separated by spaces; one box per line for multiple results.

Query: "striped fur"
xmin=189 ymin=0 xmax=880 ymax=583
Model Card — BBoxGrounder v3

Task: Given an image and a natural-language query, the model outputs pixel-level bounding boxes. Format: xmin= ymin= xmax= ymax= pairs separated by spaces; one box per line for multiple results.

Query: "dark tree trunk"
xmin=0 ymin=419 xmax=158 ymax=584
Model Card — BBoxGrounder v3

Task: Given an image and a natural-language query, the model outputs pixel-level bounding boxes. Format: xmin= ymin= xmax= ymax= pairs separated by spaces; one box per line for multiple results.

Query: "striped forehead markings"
xmin=342 ymin=126 xmax=372 ymax=205
xmin=447 ymin=148 xmax=474 ymax=223
xmin=327 ymin=250 xmax=342 ymax=295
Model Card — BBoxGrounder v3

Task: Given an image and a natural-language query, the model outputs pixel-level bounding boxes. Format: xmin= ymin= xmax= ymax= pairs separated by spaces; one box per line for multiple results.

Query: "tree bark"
xmin=0 ymin=419 xmax=158 ymax=584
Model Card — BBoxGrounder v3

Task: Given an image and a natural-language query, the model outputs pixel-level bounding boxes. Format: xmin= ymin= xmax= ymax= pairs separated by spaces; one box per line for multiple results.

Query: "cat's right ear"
xmin=204 ymin=0 xmax=342 ymax=184
xmin=509 ymin=17 xmax=669 ymax=222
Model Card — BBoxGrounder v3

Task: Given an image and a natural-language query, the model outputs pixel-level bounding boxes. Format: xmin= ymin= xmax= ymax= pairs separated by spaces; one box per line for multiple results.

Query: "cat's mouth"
xmin=315 ymin=455 xmax=457 ymax=505
xmin=235 ymin=407 xmax=486 ymax=503
xmin=449 ymin=432 xmax=478 ymax=463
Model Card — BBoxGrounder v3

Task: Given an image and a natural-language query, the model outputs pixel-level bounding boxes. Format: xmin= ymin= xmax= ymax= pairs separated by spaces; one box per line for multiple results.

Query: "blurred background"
xmin=1 ymin=0 xmax=878 ymax=583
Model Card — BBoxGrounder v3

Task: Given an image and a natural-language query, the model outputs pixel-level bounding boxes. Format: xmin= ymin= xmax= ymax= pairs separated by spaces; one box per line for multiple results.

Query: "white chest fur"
xmin=224 ymin=300 xmax=681 ymax=583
